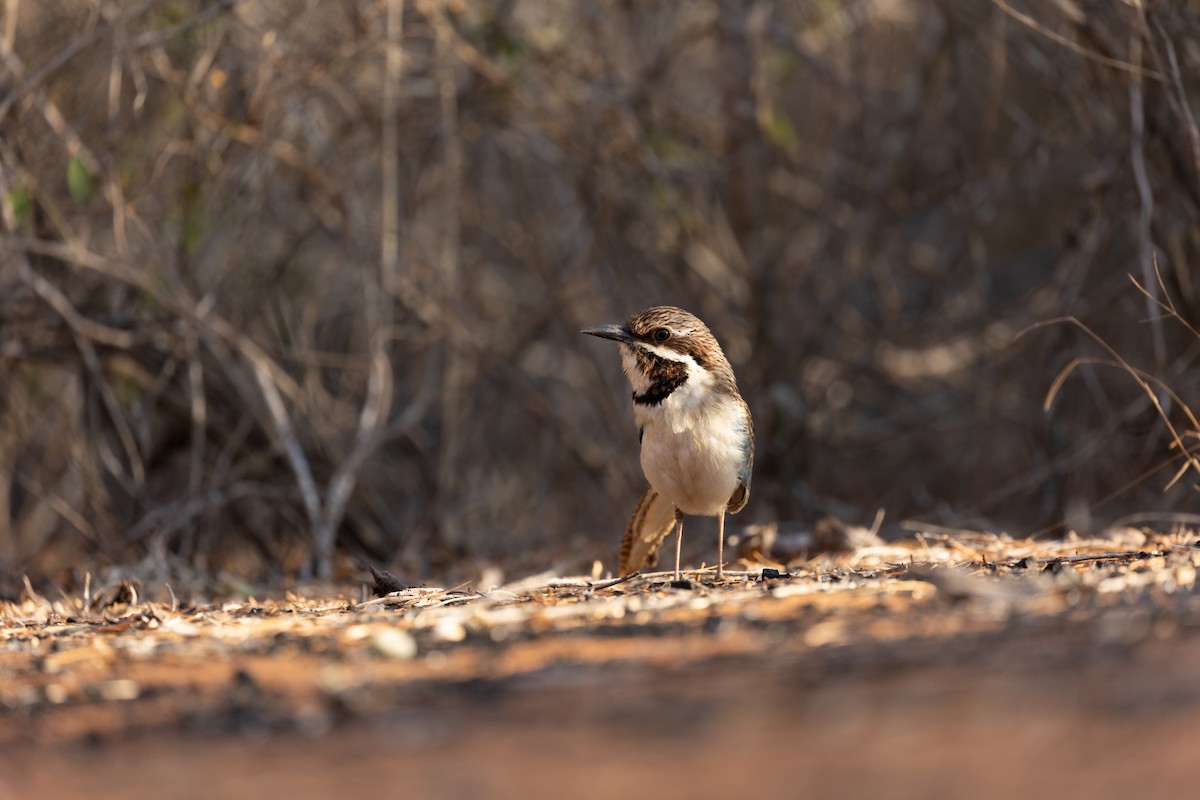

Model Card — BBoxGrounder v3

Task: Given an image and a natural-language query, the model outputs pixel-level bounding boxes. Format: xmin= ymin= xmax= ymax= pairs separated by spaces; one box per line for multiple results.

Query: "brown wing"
xmin=727 ymin=402 xmax=754 ymax=514
xmin=619 ymin=487 xmax=677 ymax=575
xmin=727 ymin=481 xmax=749 ymax=515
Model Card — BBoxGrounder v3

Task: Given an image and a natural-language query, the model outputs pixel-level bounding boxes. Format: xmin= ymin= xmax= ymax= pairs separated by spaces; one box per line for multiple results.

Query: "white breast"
xmin=632 ymin=368 xmax=747 ymax=517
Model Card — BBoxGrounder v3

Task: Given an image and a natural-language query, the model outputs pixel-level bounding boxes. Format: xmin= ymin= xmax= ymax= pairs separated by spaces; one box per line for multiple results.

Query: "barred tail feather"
xmin=619 ymin=487 xmax=677 ymax=575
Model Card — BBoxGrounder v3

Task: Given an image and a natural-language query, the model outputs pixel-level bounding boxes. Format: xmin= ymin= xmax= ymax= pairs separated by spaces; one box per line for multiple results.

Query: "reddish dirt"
xmin=3 ymin=532 xmax=1200 ymax=799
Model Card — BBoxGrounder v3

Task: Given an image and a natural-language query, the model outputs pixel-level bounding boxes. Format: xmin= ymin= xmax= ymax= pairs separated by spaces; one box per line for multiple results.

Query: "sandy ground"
xmin=3 ymin=531 xmax=1200 ymax=799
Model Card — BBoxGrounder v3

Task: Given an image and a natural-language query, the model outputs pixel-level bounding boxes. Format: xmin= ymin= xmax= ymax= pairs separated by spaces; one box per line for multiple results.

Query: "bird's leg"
xmin=717 ymin=510 xmax=725 ymax=580
xmin=673 ymin=508 xmax=684 ymax=581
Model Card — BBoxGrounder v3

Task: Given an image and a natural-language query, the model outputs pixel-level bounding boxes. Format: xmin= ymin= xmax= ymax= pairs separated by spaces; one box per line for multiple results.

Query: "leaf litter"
xmin=1 ymin=526 xmax=1196 ymax=745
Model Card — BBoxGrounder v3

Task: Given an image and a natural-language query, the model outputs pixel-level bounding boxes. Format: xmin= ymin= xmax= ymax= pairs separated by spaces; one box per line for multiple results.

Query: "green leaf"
xmin=67 ymin=155 xmax=93 ymax=202
xmin=764 ymin=113 xmax=797 ymax=151
xmin=7 ymin=187 xmax=30 ymax=220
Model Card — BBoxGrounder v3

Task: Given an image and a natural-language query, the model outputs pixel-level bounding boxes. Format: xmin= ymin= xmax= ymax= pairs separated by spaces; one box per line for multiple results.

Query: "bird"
xmin=582 ymin=306 xmax=754 ymax=580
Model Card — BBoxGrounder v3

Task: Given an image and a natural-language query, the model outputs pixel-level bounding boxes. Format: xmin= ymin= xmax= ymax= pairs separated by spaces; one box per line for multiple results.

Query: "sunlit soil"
xmin=3 ymin=529 xmax=1199 ymax=799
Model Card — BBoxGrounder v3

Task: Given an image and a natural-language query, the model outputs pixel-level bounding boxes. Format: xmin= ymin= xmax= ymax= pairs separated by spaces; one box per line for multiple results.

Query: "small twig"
xmin=867 ymin=508 xmax=885 ymax=539
xmin=1054 ymin=551 xmax=1161 ymax=564
xmin=588 ymin=572 xmax=641 ymax=591
xmin=1151 ymin=19 xmax=1200 ymax=189
xmin=636 ymin=569 xmax=760 ymax=582
xmin=1129 ymin=259 xmax=1200 ymax=349
xmin=0 ymin=0 xmax=168 ymax=123
xmin=1019 ymin=316 xmax=1200 ymax=486
xmin=355 ymin=587 xmax=446 ymax=608
xmin=1127 ymin=1 xmax=1166 ymax=370
xmin=989 ymin=0 xmax=1164 ymax=81
xmin=18 ymin=260 xmax=146 ymax=485
xmin=1007 ymin=550 xmax=1164 ymax=569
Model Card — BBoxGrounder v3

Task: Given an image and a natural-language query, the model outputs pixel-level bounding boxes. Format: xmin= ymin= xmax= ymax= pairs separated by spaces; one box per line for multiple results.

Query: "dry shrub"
xmin=2 ymin=0 xmax=1200 ymax=588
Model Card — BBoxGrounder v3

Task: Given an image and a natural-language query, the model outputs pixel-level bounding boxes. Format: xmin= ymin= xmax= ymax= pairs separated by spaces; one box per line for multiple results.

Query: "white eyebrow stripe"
xmin=638 ymin=341 xmax=691 ymax=362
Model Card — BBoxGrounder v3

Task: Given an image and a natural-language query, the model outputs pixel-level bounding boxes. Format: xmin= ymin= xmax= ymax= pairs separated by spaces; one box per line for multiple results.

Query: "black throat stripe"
xmin=632 ymin=374 xmax=687 ymax=406
xmin=631 ymin=350 xmax=690 ymax=406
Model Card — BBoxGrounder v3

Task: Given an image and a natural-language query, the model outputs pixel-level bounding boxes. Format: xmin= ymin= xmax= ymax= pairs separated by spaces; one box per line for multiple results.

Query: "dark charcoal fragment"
xmin=1042 ymin=559 xmax=1064 ymax=575
xmin=1012 ymin=556 xmax=1037 ymax=570
xmin=759 ymin=568 xmax=792 ymax=581
xmin=669 ymin=579 xmax=696 ymax=590
xmin=88 ymin=579 xmax=140 ymax=610
xmin=367 ymin=564 xmax=415 ymax=597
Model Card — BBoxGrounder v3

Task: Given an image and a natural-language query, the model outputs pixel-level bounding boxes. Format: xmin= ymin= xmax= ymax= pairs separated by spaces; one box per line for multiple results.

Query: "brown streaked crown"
xmin=624 ymin=306 xmax=736 ymax=386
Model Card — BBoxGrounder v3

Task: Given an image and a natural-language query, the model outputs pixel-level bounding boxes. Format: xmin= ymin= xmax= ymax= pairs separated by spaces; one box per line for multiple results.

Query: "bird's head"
xmin=582 ymin=306 xmax=735 ymax=404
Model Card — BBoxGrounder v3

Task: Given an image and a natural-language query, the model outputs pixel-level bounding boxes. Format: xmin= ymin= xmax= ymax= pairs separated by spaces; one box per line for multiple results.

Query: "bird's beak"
xmin=581 ymin=323 xmax=635 ymax=344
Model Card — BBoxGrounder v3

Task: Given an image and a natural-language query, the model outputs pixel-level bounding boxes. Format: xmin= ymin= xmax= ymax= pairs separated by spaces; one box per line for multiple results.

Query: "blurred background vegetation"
xmin=3 ymin=0 xmax=1200 ymax=591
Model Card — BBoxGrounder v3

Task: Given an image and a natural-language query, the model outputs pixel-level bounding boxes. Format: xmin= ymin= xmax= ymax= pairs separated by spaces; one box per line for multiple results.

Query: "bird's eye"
xmin=652 ymin=328 xmax=671 ymax=342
